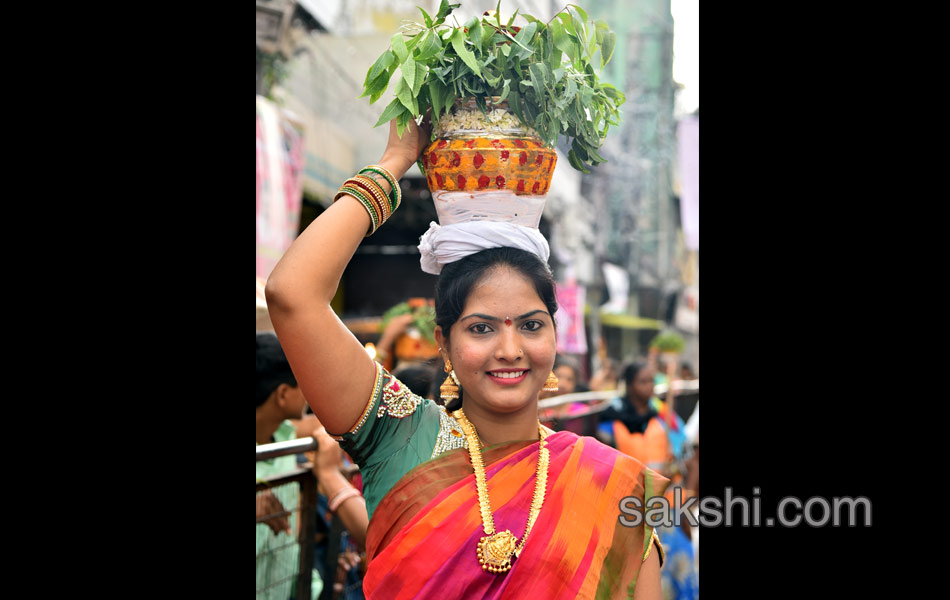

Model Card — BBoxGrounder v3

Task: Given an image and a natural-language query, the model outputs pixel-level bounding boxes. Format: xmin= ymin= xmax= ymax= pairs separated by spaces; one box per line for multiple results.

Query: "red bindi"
xmin=504 ymin=317 xmax=512 ymax=326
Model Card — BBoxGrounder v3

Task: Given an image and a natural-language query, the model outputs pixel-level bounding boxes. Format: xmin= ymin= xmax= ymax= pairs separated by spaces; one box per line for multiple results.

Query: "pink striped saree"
xmin=363 ymin=430 xmax=669 ymax=599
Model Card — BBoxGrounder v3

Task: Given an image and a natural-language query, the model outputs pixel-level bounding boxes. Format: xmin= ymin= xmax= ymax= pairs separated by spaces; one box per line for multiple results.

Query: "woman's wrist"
xmin=316 ymin=466 xmax=350 ymax=496
xmin=328 ymin=487 xmax=363 ymax=513
xmin=377 ymin=154 xmax=414 ymax=181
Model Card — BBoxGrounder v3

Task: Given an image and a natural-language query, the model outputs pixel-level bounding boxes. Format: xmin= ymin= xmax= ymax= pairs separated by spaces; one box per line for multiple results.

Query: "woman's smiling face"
xmin=436 ymin=266 xmax=557 ymax=415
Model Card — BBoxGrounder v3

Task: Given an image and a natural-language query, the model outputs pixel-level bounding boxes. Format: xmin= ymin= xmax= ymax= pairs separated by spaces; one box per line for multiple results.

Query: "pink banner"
xmin=256 ymin=96 xmax=305 ymax=280
xmin=554 ymin=282 xmax=587 ymax=354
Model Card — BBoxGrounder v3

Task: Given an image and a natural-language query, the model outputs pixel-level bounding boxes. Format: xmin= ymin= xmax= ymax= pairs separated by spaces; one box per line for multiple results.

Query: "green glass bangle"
xmin=346 ymin=186 xmax=382 ymax=235
xmin=350 ymin=175 xmax=392 ymax=223
xmin=346 ymin=187 xmax=380 ymax=235
xmin=335 ymin=185 xmax=379 ymax=235
xmin=358 ymin=168 xmax=397 ymax=211
xmin=359 ymin=166 xmax=400 ymax=211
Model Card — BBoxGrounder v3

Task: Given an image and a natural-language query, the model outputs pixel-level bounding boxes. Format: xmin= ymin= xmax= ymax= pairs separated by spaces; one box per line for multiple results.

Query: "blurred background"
xmin=255 ymin=0 xmax=699 ymax=381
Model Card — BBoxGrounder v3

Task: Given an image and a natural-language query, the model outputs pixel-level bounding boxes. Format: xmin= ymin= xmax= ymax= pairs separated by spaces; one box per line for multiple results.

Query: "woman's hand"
xmin=379 ymin=113 xmax=431 ymax=179
xmin=377 ymin=313 xmax=415 ymax=352
xmin=308 ymin=427 xmax=346 ymax=496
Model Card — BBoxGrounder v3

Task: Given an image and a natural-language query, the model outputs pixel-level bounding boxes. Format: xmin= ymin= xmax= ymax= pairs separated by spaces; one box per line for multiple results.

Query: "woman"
xmin=599 ymin=363 xmax=696 ymax=599
xmin=266 ymin=117 xmax=668 ymax=599
xmin=540 ymin=354 xmax=595 ymax=436
xmin=600 ymin=362 xmax=686 ymax=478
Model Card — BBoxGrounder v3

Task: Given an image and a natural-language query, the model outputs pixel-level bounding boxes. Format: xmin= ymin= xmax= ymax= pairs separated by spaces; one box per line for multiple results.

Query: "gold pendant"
xmin=477 ymin=530 xmax=518 ymax=573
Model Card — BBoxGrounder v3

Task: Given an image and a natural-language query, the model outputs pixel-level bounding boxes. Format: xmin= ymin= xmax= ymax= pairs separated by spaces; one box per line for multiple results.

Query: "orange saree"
xmin=362 ymin=430 xmax=668 ymax=599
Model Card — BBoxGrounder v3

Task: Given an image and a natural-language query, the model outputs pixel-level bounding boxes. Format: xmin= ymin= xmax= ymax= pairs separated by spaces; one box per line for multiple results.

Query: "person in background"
xmin=588 ymin=357 xmax=621 ymax=392
xmin=598 ymin=361 xmax=685 ymax=477
xmin=391 ymin=360 xmax=438 ymax=399
xmin=650 ymin=352 xmax=668 ymax=388
xmin=552 ymin=354 xmax=590 ymax=395
xmin=679 ymin=361 xmax=697 ymax=381
xmin=256 ymin=331 xmax=324 ymax=600
xmin=598 ymin=360 xmax=696 ymax=600
xmin=371 ymin=313 xmax=415 ymax=372
xmin=372 ymin=299 xmax=439 ymax=374
xmin=540 ymin=354 xmax=593 ymax=434
xmin=308 ymin=426 xmax=369 ymax=600
xmin=658 ymin=401 xmax=699 ymax=600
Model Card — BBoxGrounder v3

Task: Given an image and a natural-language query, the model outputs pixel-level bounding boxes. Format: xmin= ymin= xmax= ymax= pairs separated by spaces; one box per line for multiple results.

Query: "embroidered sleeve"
xmin=333 ymin=363 xmax=433 ymax=471
xmin=328 ymin=361 xmax=385 ymax=441
xmin=377 ymin=371 xmax=422 ymax=419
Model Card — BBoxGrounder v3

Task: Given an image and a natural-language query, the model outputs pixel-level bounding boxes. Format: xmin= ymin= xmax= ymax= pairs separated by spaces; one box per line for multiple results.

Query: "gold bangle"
xmin=360 ymin=165 xmax=401 ymax=209
xmin=344 ymin=180 xmax=386 ymax=225
xmin=361 ymin=171 xmax=395 ymax=211
xmin=335 ymin=185 xmax=379 ymax=235
xmin=351 ymin=175 xmax=391 ymax=223
xmin=346 ymin=176 xmax=389 ymax=222
xmin=336 ymin=186 xmax=378 ymax=233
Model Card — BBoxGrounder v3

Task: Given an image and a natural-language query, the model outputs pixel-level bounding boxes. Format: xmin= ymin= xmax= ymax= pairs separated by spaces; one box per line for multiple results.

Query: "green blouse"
xmin=330 ymin=362 xmax=467 ymax=520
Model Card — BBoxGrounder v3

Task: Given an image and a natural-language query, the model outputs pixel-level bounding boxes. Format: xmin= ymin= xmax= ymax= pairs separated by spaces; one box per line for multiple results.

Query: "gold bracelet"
xmin=334 ymin=185 xmax=379 ymax=235
xmin=360 ymin=165 xmax=401 ymax=210
xmin=351 ymin=175 xmax=392 ymax=222
xmin=344 ymin=176 xmax=390 ymax=227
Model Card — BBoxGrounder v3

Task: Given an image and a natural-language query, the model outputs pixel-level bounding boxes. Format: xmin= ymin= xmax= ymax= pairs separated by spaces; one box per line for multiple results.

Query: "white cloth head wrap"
xmin=418 ymin=221 xmax=550 ymax=275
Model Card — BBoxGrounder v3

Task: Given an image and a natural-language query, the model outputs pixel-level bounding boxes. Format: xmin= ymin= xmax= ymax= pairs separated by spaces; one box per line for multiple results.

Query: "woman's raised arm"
xmin=265 ymin=117 xmax=429 ymax=434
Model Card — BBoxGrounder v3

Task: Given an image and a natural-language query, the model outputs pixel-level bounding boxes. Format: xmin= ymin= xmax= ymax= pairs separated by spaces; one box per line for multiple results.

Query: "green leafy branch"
xmin=649 ymin=331 xmax=686 ymax=353
xmin=380 ymin=302 xmax=437 ymax=343
xmin=359 ymin=0 xmax=625 ymax=173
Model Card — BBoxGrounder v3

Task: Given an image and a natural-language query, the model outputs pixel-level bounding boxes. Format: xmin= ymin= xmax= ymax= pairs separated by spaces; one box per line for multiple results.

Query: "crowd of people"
xmin=256 ymin=115 xmax=700 ymax=599
xmin=258 ymin=310 xmax=699 ymax=600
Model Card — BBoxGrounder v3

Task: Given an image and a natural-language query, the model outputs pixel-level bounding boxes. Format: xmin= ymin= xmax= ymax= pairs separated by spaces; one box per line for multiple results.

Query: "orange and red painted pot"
xmin=421 ymin=135 xmax=557 ymax=196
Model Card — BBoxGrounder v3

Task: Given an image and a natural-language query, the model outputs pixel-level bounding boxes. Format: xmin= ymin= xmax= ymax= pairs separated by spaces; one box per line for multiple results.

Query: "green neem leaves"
xmin=600 ymin=31 xmax=616 ymax=67
xmin=551 ymin=19 xmax=574 ymax=59
xmin=373 ymin=97 xmax=406 ymax=128
xmin=418 ymin=6 xmax=434 ymax=28
xmin=391 ymin=32 xmax=409 ymax=64
xmin=401 ymin=58 xmax=416 ymax=94
xmin=465 ymin=16 xmax=484 ymax=52
xmin=414 ymin=30 xmax=442 ymax=62
xmin=450 ymin=29 xmax=482 ymax=79
xmin=427 ymin=77 xmax=447 ymax=120
xmin=436 ymin=0 xmax=458 ymax=21
xmin=364 ymin=50 xmax=394 ymax=87
xmin=393 ymin=75 xmax=418 ymax=116
xmin=511 ymin=21 xmax=538 ymax=60
xmin=359 ymin=50 xmax=396 ymax=103
xmin=360 ymin=1 xmax=625 ymax=172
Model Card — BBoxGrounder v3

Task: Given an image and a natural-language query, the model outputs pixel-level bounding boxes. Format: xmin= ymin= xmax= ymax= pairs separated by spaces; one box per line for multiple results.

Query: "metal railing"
xmin=256 ymin=437 xmax=349 ymax=600
xmin=537 ymin=379 xmax=699 ymax=423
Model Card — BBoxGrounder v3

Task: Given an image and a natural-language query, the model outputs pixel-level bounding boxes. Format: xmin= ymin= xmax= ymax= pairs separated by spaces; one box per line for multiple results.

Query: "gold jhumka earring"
xmin=542 ymin=371 xmax=559 ymax=392
xmin=440 ymin=358 xmax=460 ymax=401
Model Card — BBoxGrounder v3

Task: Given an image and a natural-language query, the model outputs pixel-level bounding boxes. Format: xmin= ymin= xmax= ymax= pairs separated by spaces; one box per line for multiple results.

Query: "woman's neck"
xmin=460 ymin=401 xmax=540 ymax=447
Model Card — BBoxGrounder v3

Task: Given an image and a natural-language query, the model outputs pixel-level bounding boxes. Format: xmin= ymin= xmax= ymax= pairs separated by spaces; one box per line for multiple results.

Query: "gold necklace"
xmin=454 ymin=408 xmax=550 ymax=574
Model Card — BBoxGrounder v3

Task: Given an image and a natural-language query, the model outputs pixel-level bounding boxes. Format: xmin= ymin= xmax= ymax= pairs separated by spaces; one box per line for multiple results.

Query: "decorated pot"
xmin=421 ymin=98 xmax=557 ymax=228
xmin=394 ymin=328 xmax=439 ymax=361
